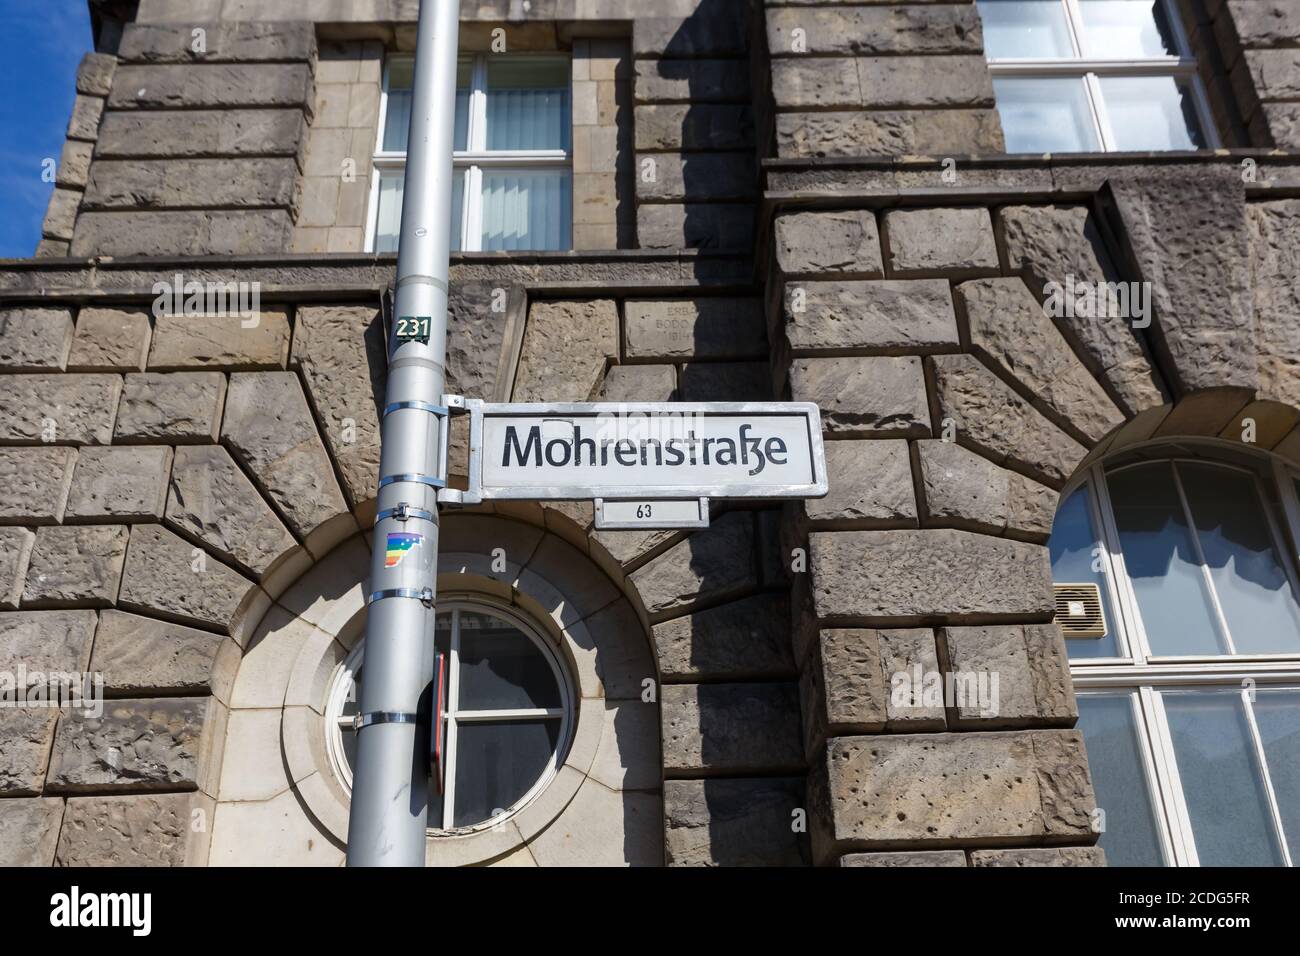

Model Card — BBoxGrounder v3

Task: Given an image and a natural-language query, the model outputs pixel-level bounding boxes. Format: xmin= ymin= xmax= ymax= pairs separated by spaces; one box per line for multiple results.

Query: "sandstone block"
xmin=915 ymin=439 xmax=1057 ymax=539
xmin=108 ymin=63 xmax=314 ymax=110
xmin=635 ymin=151 xmax=755 ymax=202
xmin=885 ymin=207 xmax=998 ymax=277
xmin=70 ymin=209 xmax=294 ymax=257
xmin=665 ymin=777 xmax=808 ymax=866
xmin=624 ymin=298 xmax=764 ymax=360
xmin=0 ymin=797 xmax=64 ymax=866
xmin=629 ymin=512 xmax=757 ymax=618
xmin=789 ymin=356 xmax=928 ymax=437
xmin=65 ymin=446 xmax=173 ymax=521
xmin=654 ymin=593 xmax=794 ymax=680
xmin=76 ymin=52 xmax=117 ymax=96
xmin=637 ymin=202 xmax=754 ymax=250
xmin=776 ymin=109 xmax=1003 ymax=157
xmin=96 ymin=109 xmax=308 ymax=160
xmin=597 ymin=365 xmax=677 ymax=402
xmin=56 ymin=791 xmax=214 ymax=866
xmin=90 ymin=610 xmax=233 ymax=697
xmin=67 ymin=308 xmax=152 ymax=372
xmin=114 ymin=371 xmax=226 ymax=444
xmin=662 ymin=682 xmax=803 ymax=773
xmin=119 ymin=20 xmax=317 ymax=63
xmin=841 ymin=850 xmax=967 ymax=867
xmin=767 ymin=6 xmax=985 ymax=56
xmin=634 ymin=58 xmax=750 ymax=103
xmin=0 ymin=610 xmax=98 ymax=681
xmin=785 ymin=279 xmax=959 ymax=355
xmin=0 ymin=374 xmax=121 ymax=445
xmin=84 ymin=157 xmax=299 ymax=211
xmin=117 ymin=524 xmax=254 ymax=633
xmin=804 ymin=439 xmax=916 ymax=527
xmin=0 ymin=708 xmax=60 ymax=794
xmin=22 ymin=525 xmax=128 ymax=608
xmin=514 ymin=300 xmax=618 ymax=402
xmin=0 ymin=307 xmax=74 ymax=370
xmin=970 ymin=847 xmax=1105 ymax=866
xmin=148 ymin=307 xmax=290 ymax=370
xmin=774 ymin=210 xmax=883 ymax=277
xmin=678 ymin=361 xmax=770 ymax=401
xmin=0 ymin=527 xmax=35 ymax=610
xmin=0 ymin=447 xmax=77 ymax=524
xmin=635 ymin=104 xmax=753 ymax=150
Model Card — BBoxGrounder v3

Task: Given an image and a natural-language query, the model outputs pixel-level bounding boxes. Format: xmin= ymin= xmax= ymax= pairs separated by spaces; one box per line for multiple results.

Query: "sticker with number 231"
xmin=394 ymin=315 xmax=432 ymax=345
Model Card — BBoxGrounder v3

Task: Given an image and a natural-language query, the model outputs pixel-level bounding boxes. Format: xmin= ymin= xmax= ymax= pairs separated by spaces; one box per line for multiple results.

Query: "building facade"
xmin=0 ymin=0 xmax=1298 ymax=866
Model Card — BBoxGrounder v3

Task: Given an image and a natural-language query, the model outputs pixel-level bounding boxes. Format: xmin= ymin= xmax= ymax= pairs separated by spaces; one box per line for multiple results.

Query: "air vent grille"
xmin=1053 ymin=583 xmax=1106 ymax=638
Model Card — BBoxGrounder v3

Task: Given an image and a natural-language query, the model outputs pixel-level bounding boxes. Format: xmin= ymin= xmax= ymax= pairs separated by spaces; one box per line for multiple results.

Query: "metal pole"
xmin=347 ymin=0 xmax=460 ymax=867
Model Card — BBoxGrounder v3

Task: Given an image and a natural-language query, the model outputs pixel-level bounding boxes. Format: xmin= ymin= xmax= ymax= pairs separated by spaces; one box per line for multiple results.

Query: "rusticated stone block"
xmin=816 ymin=730 xmax=1097 ymax=858
xmin=1246 ymin=200 xmax=1300 ymax=407
xmin=1032 ymin=729 xmax=1097 ymax=838
xmin=165 ymin=444 xmax=296 ymax=577
xmin=885 ymin=207 xmax=998 ymax=277
xmin=42 ymin=187 xmax=81 ymax=242
xmin=654 ymin=593 xmax=794 ymax=681
xmin=148 ymin=307 xmax=290 ymax=370
xmin=634 ymin=58 xmax=750 ymax=103
xmin=65 ymin=446 xmax=173 ymax=521
xmin=0 ymin=610 xmax=97 ymax=680
xmin=76 ymin=52 xmax=117 ymax=96
xmin=0 ymin=374 xmax=121 ymax=445
xmin=220 ymin=372 xmax=348 ymax=540
xmin=117 ymin=524 xmax=254 ymax=633
xmin=856 ymin=55 xmax=995 ymax=108
xmin=445 ymin=282 xmax=522 ymax=403
xmin=514 ymin=300 xmax=618 ymax=402
xmin=997 ymin=204 xmax=1165 ymax=415
xmin=290 ymin=304 xmax=386 ymax=507
xmin=767 ymin=6 xmax=984 ymax=56
xmin=915 ymin=439 xmax=1057 ymax=540
xmin=56 ymin=791 xmax=213 ymax=866
xmin=47 ymin=696 xmax=213 ymax=792
xmin=108 ymin=63 xmax=314 ymax=110
xmin=809 ymin=528 xmax=1054 ymax=621
xmin=0 ymin=708 xmax=60 ymax=794
xmin=0 ymin=447 xmax=77 ymax=524
xmin=22 ymin=525 xmax=128 ymax=608
xmin=774 ymin=210 xmax=883 ymax=278
xmin=785 ymin=279 xmax=959 ymax=355
xmin=940 ymin=624 xmax=1076 ymax=727
xmin=84 ymin=158 xmax=299 ymax=211
xmin=67 ymin=308 xmax=152 ymax=372
xmin=57 ymin=140 xmax=94 ymax=189
xmin=804 ymin=439 xmax=916 ymax=527
xmin=96 ymin=109 xmax=308 ymax=160
xmin=637 ymin=202 xmax=754 ymax=251
xmin=629 ymin=512 xmax=757 ymax=618
xmin=776 ymin=109 xmax=1003 ymax=157
xmin=678 ymin=361 xmax=771 ymax=401
xmin=957 ymin=277 xmax=1123 ymax=443
xmin=0 ymin=797 xmax=64 ymax=866
xmin=119 ymin=20 xmax=317 ymax=63
xmin=89 ymin=610 xmax=234 ymax=698
xmin=878 ymin=627 xmax=947 ymax=729
xmin=663 ymin=682 xmax=803 ymax=774
xmin=789 ymin=356 xmax=928 ymax=437
xmin=67 ymin=95 xmax=104 ymax=140
xmin=597 ymin=365 xmax=677 ymax=402
xmin=624 ymin=298 xmax=764 ymax=360
xmin=970 ymin=847 xmax=1105 ymax=866
xmin=665 ymin=777 xmax=808 ymax=866
xmin=70 ymin=209 xmax=294 ymax=257
xmin=0 ymin=527 xmax=35 ymax=610
xmin=803 ymin=629 xmax=889 ymax=745
xmin=841 ymin=850 xmax=967 ymax=867
xmin=770 ymin=57 xmax=863 ymax=109
xmin=115 ymin=371 xmax=226 ymax=444
xmin=0 ymin=307 xmax=73 ymax=370
xmin=1224 ymin=0 xmax=1300 ymax=49
xmin=633 ymin=16 xmax=749 ymax=58
xmin=929 ymin=354 xmax=1087 ymax=486
xmin=635 ymin=104 xmax=753 ymax=150
xmin=635 ymin=151 xmax=755 ymax=202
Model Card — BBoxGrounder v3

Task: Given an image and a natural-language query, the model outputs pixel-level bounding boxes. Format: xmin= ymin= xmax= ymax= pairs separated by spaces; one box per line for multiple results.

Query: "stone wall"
xmin=1214 ymin=0 xmax=1300 ymax=146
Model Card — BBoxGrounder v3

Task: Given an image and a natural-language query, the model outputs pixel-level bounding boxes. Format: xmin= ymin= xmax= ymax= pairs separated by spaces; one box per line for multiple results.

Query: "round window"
xmin=326 ymin=601 xmax=573 ymax=832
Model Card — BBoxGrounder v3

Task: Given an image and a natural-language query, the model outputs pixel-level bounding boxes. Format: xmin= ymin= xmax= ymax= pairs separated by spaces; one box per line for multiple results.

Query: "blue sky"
xmin=0 ymin=0 xmax=95 ymax=258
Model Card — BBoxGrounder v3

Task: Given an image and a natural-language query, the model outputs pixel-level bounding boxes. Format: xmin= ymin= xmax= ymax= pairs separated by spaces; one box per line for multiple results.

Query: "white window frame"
xmin=1063 ymin=441 xmax=1300 ymax=865
xmin=326 ymin=599 xmax=574 ymax=834
xmin=364 ymin=53 xmax=573 ymax=253
xmin=982 ymin=0 xmax=1220 ymax=151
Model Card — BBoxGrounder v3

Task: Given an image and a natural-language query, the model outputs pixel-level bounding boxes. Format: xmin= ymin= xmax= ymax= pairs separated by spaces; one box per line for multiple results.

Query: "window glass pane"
xmin=992 ymin=77 xmax=1100 ymax=152
xmin=1075 ymin=694 xmax=1165 ymax=865
xmin=1107 ymin=462 xmax=1225 ymax=655
xmin=1077 ymin=0 xmax=1180 ymax=57
xmin=457 ymin=611 xmax=561 ymax=710
xmin=1253 ymin=689 xmax=1300 ymax=863
xmin=977 ymin=0 xmax=1074 ymax=58
xmin=1098 ymin=75 xmax=1205 ymax=150
xmin=384 ymin=58 xmax=470 ymax=152
xmin=1178 ymin=462 xmax=1300 ymax=654
xmin=486 ymin=58 xmax=571 ymax=151
xmin=1050 ymin=485 xmax=1121 ymax=658
xmin=452 ymin=719 xmax=560 ymax=827
xmin=1163 ymin=689 xmax=1285 ymax=865
xmin=374 ymin=168 xmax=464 ymax=253
xmin=480 ymin=170 xmax=572 ymax=251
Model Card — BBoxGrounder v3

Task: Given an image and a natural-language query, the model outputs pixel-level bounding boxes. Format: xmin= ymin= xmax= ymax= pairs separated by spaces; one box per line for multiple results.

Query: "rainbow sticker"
xmin=385 ymin=532 xmax=422 ymax=568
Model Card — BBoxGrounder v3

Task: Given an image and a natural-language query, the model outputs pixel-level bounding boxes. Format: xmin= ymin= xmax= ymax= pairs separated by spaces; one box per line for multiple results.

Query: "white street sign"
xmin=446 ymin=401 xmax=828 ymax=503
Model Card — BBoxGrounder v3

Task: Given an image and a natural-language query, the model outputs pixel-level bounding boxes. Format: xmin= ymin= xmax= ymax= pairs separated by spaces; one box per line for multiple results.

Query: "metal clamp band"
xmin=383 ymin=401 xmax=449 ymax=418
xmin=376 ymin=503 xmax=436 ymax=523
xmin=368 ymin=587 xmax=435 ymax=607
xmin=378 ymin=473 xmax=447 ymax=490
xmin=352 ymin=711 xmax=420 ymax=731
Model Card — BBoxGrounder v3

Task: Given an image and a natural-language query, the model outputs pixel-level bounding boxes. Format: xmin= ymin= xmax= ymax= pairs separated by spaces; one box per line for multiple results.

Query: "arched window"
xmin=1050 ymin=442 xmax=1300 ymax=866
xmin=326 ymin=600 xmax=574 ymax=833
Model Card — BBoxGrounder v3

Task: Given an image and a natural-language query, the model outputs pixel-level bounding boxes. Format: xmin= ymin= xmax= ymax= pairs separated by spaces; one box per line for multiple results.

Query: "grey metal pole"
xmin=347 ymin=0 xmax=460 ymax=867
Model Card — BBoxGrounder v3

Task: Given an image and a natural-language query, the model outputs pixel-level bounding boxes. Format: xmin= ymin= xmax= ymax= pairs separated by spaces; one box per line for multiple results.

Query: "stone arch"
xmin=209 ymin=511 xmax=663 ymax=867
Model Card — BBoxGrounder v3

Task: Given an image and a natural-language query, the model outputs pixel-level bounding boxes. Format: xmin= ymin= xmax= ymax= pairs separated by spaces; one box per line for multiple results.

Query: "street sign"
xmin=594 ymin=496 xmax=710 ymax=530
xmin=441 ymin=401 xmax=828 ymax=504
